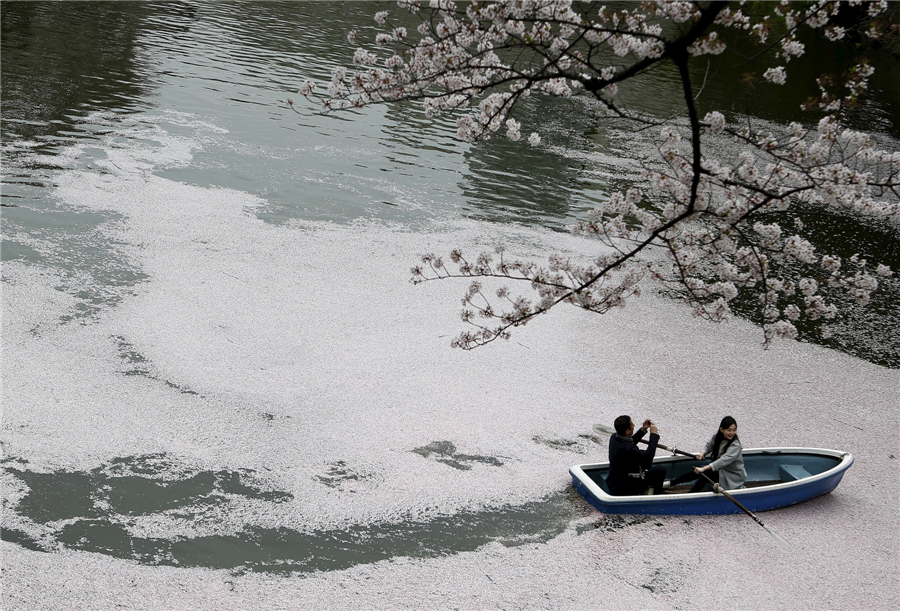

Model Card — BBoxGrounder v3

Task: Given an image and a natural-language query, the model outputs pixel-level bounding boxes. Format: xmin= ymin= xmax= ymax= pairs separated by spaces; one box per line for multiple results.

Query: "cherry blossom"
xmin=297 ymin=0 xmax=898 ymax=349
xmin=763 ymin=67 xmax=787 ymax=85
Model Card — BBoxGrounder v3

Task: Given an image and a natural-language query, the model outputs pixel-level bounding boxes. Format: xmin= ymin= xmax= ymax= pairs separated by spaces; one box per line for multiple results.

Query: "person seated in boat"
xmin=606 ymin=415 xmax=666 ymax=496
xmin=666 ymin=416 xmax=746 ymax=492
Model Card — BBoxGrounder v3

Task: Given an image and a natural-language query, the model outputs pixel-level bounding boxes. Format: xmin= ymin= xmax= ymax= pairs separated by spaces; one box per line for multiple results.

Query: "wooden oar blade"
xmin=592 ymin=423 xmax=615 ymax=437
xmin=764 ymin=524 xmax=793 ymax=551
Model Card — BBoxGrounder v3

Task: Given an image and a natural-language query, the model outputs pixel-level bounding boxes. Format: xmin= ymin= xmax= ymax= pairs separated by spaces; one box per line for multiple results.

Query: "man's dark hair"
xmin=614 ymin=415 xmax=632 ymax=435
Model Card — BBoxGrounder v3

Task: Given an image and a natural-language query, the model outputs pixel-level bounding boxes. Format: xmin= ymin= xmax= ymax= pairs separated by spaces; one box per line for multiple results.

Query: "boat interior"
xmin=581 ymin=450 xmax=843 ymax=495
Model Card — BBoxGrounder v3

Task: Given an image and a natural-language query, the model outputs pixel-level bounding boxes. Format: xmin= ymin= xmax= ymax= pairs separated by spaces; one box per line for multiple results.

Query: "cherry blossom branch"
xmin=297 ymin=0 xmax=896 ymax=349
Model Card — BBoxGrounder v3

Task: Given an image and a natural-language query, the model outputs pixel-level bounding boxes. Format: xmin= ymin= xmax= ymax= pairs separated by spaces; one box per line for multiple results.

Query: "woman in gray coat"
xmin=665 ymin=416 xmax=746 ymax=492
xmin=690 ymin=416 xmax=746 ymax=491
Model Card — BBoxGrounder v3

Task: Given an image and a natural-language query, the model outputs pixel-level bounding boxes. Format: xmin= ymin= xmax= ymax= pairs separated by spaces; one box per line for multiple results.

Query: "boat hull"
xmin=570 ymin=447 xmax=853 ymax=515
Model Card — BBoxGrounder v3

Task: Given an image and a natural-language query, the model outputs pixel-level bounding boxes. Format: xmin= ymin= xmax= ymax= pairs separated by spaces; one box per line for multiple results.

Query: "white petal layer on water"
xmin=3 ymin=125 xmax=898 ymax=610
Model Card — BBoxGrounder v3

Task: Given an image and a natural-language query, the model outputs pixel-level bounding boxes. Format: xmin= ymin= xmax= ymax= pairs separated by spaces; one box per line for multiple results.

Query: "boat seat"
xmin=779 ymin=464 xmax=812 ymax=482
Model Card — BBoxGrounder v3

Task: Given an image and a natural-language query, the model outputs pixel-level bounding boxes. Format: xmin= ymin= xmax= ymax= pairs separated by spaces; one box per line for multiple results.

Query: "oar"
xmin=591 ymin=423 xmax=793 ymax=551
xmin=593 ymin=424 xmax=695 ymax=458
xmin=696 ymin=471 xmax=792 ymax=550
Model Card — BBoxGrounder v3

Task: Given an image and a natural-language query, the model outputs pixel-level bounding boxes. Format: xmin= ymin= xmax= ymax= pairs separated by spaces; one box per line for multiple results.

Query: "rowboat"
xmin=570 ymin=447 xmax=853 ymax=515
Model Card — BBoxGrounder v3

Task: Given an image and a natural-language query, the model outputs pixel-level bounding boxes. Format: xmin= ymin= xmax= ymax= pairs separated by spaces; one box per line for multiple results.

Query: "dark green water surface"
xmin=2 ymin=451 xmax=611 ymax=574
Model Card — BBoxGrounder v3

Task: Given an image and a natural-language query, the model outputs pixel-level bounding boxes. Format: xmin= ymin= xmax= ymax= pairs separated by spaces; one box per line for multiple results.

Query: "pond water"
xmin=2 ymin=0 xmax=898 ymax=592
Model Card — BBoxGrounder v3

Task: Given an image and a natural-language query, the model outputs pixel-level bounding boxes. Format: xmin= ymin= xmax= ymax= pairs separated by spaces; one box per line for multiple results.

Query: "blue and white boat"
xmin=570 ymin=447 xmax=853 ymax=515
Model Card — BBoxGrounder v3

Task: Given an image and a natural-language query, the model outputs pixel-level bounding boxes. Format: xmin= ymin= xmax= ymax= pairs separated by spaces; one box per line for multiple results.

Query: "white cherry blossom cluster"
xmin=298 ymin=1 xmax=897 ymax=348
xmin=688 ymin=32 xmax=727 ymax=56
xmin=411 ymin=245 xmax=646 ymax=348
xmin=763 ymin=67 xmax=787 ymax=85
xmin=703 ymin=111 xmax=726 ymax=136
xmin=567 ymin=100 xmax=895 ymax=341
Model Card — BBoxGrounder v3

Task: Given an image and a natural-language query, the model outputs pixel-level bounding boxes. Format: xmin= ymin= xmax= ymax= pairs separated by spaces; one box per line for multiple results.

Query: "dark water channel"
xmin=2 ymin=452 xmax=611 ymax=574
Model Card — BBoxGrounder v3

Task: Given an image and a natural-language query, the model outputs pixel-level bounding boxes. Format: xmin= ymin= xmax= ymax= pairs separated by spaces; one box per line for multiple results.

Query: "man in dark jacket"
xmin=606 ymin=415 xmax=666 ymax=495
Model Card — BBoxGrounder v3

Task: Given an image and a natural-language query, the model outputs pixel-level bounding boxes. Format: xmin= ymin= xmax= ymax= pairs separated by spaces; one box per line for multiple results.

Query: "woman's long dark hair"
xmin=711 ymin=416 xmax=739 ymax=460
